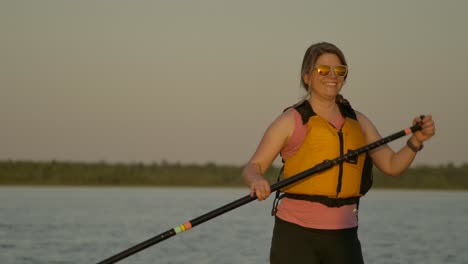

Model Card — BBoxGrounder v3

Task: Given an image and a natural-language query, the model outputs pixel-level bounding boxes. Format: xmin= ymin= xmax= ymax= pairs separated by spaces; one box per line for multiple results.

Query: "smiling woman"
xmin=304 ymin=53 xmax=348 ymax=103
xmin=241 ymin=42 xmax=436 ymax=264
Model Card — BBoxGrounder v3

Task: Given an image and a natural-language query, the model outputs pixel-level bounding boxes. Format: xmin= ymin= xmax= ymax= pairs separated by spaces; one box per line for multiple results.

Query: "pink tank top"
xmin=276 ymin=108 xmax=359 ymax=230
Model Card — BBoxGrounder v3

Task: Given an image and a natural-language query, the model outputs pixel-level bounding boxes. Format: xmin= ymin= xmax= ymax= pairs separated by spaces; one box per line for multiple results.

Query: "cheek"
xmin=312 ymin=79 xmax=326 ymax=90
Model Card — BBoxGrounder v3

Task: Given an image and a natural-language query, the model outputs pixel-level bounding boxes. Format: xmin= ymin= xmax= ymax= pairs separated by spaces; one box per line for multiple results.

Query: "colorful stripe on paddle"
xmin=173 ymin=222 xmax=192 ymax=234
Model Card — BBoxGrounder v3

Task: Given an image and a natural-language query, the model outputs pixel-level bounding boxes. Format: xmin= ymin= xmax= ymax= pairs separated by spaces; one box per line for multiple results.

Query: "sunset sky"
xmin=2 ymin=0 xmax=467 ymax=167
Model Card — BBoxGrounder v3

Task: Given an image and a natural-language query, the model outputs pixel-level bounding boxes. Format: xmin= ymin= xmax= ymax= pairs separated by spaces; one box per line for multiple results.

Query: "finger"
xmin=249 ymin=184 xmax=256 ymax=197
xmin=260 ymin=190 xmax=271 ymax=201
xmin=424 ymin=123 xmax=435 ymax=132
xmin=258 ymin=188 xmax=269 ymax=201
xmin=424 ymin=127 xmax=435 ymax=136
xmin=257 ymin=188 xmax=265 ymax=200
xmin=422 ymin=114 xmax=433 ymax=125
xmin=422 ymin=120 xmax=435 ymax=131
xmin=255 ymin=190 xmax=263 ymax=200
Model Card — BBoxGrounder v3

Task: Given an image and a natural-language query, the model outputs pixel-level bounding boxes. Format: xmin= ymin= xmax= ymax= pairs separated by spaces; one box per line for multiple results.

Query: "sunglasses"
xmin=313 ymin=65 xmax=348 ymax=77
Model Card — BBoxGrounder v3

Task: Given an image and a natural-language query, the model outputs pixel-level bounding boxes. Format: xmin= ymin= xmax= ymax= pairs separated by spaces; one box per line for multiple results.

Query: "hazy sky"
xmin=1 ymin=0 xmax=467 ymax=167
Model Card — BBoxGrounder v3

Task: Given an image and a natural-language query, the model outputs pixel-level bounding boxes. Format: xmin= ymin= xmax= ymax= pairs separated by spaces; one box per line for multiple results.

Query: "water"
xmin=1 ymin=187 xmax=467 ymax=264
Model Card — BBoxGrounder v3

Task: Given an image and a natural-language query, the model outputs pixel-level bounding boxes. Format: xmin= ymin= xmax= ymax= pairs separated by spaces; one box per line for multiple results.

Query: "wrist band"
xmin=407 ymin=139 xmax=423 ymax=152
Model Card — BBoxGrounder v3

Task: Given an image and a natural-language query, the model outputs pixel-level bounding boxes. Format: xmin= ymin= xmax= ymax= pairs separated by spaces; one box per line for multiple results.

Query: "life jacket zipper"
xmin=336 ymin=130 xmax=344 ymax=197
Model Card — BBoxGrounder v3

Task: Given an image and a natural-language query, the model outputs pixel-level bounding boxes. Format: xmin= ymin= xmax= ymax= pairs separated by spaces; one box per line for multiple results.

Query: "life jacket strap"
xmin=270 ymin=166 xmax=284 ymax=216
xmin=282 ymin=193 xmax=360 ymax=208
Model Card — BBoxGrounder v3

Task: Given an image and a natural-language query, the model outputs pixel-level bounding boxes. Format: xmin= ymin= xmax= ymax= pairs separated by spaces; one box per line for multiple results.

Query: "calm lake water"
xmin=1 ymin=187 xmax=467 ymax=264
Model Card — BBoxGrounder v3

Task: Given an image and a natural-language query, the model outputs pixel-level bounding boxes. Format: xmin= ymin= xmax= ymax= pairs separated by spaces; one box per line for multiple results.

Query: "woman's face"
xmin=304 ymin=53 xmax=346 ymax=100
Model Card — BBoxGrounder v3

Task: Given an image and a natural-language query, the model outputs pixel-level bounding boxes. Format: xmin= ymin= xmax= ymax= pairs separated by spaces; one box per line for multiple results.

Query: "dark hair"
xmin=300 ymin=42 xmax=348 ymax=91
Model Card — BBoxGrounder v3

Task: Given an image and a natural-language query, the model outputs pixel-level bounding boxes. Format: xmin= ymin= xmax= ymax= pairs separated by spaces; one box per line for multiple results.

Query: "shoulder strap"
xmin=290 ymin=100 xmax=357 ymax=123
xmin=337 ymin=101 xmax=357 ymax=120
xmin=293 ymin=100 xmax=316 ymax=125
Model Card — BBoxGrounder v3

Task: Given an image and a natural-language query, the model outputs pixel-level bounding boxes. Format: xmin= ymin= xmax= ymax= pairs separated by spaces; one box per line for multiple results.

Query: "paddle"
xmin=96 ymin=120 xmax=423 ymax=264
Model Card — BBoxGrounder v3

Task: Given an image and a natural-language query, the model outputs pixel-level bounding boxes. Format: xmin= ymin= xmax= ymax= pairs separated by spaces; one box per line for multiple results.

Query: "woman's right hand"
xmin=242 ymin=109 xmax=296 ymax=201
xmin=249 ymin=175 xmax=271 ymax=201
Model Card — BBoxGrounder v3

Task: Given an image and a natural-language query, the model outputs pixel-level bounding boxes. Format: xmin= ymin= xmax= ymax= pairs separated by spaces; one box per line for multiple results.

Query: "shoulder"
xmin=355 ymin=110 xmax=369 ymax=123
xmin=355 ymin=110 xmax=380 ymax=139
xmin=355 ymin=110 xmax=373 ymax=127
xmin=274 ymin=107 xmax=297 ymax=128
xmin=264 ymin=105 xmax=300 ymax=141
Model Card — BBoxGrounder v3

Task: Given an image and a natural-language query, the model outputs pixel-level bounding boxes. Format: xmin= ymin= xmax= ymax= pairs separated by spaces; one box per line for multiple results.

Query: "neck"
xmin=308 ymin=96 xmax=342 ymax=122
xmin=308 ymin=95 xmax=337 ymax=113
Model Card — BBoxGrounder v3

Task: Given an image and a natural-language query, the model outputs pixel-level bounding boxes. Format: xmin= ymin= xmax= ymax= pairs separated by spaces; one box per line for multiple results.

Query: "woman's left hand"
xmin=413 ymin=114 xmax=436 ymax=143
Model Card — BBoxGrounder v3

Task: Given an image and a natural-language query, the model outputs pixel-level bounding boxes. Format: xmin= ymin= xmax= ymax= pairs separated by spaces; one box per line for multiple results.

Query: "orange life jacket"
xmin=281 ymin=100 xmax=373 ymax=205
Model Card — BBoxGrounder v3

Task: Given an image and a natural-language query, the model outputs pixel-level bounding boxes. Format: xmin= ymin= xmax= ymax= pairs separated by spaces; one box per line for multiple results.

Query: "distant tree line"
xmin=0 ymin=160 xmax=467 ymax=190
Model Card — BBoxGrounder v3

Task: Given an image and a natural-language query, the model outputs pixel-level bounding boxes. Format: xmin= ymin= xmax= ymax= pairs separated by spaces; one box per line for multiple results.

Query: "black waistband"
xmin=282 ymin=193 xmax=360 ymax=208
xmin=275 ymin=216 xmax=359 ymax=234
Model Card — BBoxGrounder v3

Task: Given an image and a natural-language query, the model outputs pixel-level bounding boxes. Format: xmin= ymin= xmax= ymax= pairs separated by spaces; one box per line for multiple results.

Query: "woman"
xmin=242 ymin=42 xmax=435 ymax=264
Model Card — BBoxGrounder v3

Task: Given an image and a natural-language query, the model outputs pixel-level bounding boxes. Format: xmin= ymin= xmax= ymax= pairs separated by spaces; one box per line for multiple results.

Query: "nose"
xmin=328 ymin=69 xmax=338 ymax=78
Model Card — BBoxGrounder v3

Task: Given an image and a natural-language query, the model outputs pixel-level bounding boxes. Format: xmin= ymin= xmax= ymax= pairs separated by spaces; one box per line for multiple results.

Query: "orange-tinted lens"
xmin=334 ymin=66 xmax=347 ymax=77
xmin=316 ymin=65 xmax=331 ymax=76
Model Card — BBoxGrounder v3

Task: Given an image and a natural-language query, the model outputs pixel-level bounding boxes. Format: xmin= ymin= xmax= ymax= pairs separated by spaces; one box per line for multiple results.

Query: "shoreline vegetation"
xmin=1 ymin=160 xmax=467 ymax=190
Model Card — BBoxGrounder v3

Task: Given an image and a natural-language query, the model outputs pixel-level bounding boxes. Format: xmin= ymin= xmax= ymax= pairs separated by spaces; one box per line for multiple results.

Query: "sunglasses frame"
xmin=312 ymin=65 xmax=348 ymax=77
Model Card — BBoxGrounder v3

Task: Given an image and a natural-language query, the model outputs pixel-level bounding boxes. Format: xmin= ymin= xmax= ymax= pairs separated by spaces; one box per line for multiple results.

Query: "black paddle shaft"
xmin=96 ymin=121 xmax=423 ymax=264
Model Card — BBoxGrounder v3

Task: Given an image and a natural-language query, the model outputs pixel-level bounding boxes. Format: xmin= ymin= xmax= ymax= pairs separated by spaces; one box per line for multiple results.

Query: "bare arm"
xmin=242 ymin=109 xmax=296 ymax=200
xmin=357 ymin=112 xmax=436 ymax=176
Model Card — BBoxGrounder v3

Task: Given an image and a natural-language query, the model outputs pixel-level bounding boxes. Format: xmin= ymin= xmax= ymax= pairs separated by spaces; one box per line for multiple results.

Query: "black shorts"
xmin=270 ymin=217 xmax=364 ymax=264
